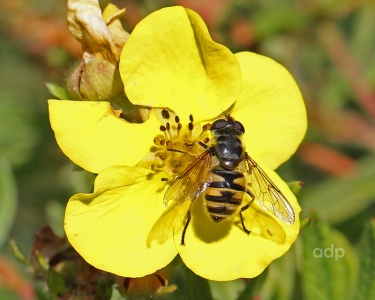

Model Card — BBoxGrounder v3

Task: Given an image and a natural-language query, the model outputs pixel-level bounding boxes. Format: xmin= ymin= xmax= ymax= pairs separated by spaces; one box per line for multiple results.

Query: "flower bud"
xmin=67 ymin=53 xmax=123 ymax=102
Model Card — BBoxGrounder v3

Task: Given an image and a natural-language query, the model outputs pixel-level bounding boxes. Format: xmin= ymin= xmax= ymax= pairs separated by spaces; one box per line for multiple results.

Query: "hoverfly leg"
xmin=168 ymin=141 xmax=207 ymax=158
xmin=181 ymin=206 xmax=192 ymax=246
xmin=239 ymin=204 xmax=251 ymax=235
xmin=239 ymin=189 xmax=255 ymax=235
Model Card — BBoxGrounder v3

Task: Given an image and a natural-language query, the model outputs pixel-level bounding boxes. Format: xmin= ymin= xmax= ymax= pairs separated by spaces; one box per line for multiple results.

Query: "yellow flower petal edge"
xmin=177 ymin=167 xmax=300 ymax=281
xmin=65 ymin=165 xmax=177 ymax=277
xmin=232 ymin=52 xmax=307 ymax=170
xmin=120 ymin=6 xmax=242 ymax=122
xmin=48 ymin=100 xmax=160 ymax=173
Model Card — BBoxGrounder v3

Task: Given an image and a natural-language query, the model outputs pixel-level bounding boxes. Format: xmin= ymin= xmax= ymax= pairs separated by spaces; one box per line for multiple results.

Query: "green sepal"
xmin=300 ymin=217 xmax=313 ymax=230
xmin=287 ymin=180 xmax=303 ymax=196
xmin=45 ymin=82 xmax=70 ymax=100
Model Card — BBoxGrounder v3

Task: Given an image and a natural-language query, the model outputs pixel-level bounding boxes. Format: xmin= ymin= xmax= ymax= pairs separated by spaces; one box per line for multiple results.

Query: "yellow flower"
xmin=48 ymin=6 xmax=306 ymax=281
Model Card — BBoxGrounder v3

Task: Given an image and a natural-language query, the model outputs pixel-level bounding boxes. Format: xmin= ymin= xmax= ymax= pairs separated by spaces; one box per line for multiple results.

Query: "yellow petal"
xmin=120 ymin=6 xmax=242 ymax=122
xmin=48 ymin=100 xmax=160 ymax=173
xmin=233 ymin=52 xmax=307 ymax=170
xmin=65 ymin=166 xmax=177 ymax=277
xmin=102 ymin=4 xmax=129 ymax=51
xmin=177 ymin=167 xmax=300 ymax=281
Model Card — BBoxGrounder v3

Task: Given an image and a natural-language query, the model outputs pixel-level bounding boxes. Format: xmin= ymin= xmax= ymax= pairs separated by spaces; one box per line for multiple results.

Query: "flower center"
xmin=143 ymin=109 xmax=211 ymax=182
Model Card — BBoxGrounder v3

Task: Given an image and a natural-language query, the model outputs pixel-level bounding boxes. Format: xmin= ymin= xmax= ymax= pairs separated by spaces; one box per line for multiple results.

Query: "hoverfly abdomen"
xmin=207 ymin=169 xmax=246 ymax=191
xmin=205 ymin=169 xmax=246 ymax=223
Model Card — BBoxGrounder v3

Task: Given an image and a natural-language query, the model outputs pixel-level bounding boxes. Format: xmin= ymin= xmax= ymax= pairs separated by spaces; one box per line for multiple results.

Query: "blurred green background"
xmin=0 ymin=0 xmax=374 ymax=299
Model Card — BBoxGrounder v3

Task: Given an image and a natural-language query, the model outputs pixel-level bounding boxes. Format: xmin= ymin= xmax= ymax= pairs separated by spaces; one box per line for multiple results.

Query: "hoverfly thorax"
xmin=210 ymin=117 xmax=245 ymax=170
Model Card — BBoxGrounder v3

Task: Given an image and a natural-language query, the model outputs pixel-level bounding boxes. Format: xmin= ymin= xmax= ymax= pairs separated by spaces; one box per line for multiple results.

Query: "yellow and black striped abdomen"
xmin=205 ymin=169 xmax=246 ymax=222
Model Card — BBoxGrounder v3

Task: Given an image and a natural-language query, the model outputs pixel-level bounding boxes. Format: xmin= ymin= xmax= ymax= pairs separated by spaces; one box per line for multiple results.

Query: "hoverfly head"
xmin=210 ymin=115 xmax=245 ymax=136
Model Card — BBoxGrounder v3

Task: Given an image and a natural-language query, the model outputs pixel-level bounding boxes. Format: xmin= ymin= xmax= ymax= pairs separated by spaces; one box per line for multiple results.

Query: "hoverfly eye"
xmin=234 ymin=121 xmax=245 ymax=133
xmin=210 ymin=119 xmax=228 ymax=131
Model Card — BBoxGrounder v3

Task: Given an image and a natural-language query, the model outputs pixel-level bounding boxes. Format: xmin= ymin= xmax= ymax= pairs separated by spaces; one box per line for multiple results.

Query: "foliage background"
xmin=0 ymin=0 xmax=374 ymax=299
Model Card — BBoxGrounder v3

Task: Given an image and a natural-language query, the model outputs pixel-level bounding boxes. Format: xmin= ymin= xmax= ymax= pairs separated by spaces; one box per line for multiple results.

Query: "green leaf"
xmin=351 ymin=1 xmax=375 ymax=77
xmin=9 ymin=238 xmax=29 ymax=266
xmin=36 ymin=251 xmax=50 ymax=272
xmin=0 ymin=288 xmax=21 ymax=300
xmin=237 ymin=268 xmax=268 ymax=300
xmin=0 ymin=157 xmax=17 ymax=247
xmin=301 ymin=216 xmax=358 ymax=300
xmin=110 ymin=287 xmax=124 ymax=300
xmin=252 ymin=5 xmax=311 ymax=39
xmin=256 ymin=247 xmax=297 ymax=300
xmin=96 ymin=276 xmax=114 ymax=300
xmin=45 ymin=200 xmax=65 ymax=237
xmin=184 ymin=266 xmax=213 ymax=300
xmin=0 ymin=93 xmax=39 ymax=166
xmin=209 ymin=279 xmax=245 ymax=300
xmin=355 ymin=219 xmax=375 ymax=300
xmin=45 ymin=82 xmax=70 ymax=100
xmin=300 ymin=154 xmax=375 ymax=224
xmin=47 ymin=268 xmax=67 ymax=300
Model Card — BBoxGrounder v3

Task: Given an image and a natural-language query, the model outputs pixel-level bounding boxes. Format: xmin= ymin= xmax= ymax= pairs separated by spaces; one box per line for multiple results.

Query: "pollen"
xmin=146 ymin=109 xmax=211 ymax=181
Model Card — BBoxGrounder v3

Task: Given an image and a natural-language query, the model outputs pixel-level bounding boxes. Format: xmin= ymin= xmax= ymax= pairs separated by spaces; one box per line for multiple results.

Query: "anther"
xmin=166 ymin=122 xmax=170 ymax=131
xmin=203 ymin=137 xmax=210 ymax=144
xmin=166 ymin=140 xmax=172 ymax=148
xmin=175 ymin=115 xmax=180 ymax=124
xmin=188 ymin=122 xmax=194 ymax=131
xmin=177 ymin=123 xmax=182 ymax=131
xmin=153 ymin=137 xmax=160 ymax=145
xmin=189 ymin=114 xmax=194 ymax=122
xmin=160 ymin=125 xmax=166 ymax=131
xmin=160 ymin=139 xmax=166 ymax=146
xmin=151 ymin=164 xmax=157 ymax=171
xmin=159 ymin=154 xmax=166 ymax=160
xmin=161 ymin=109 xmax=170 ymax=119
xmin=202 ymin=123 xmax=210 ymax=131
xmin=161 ymin=177 xmax=168 ymax=182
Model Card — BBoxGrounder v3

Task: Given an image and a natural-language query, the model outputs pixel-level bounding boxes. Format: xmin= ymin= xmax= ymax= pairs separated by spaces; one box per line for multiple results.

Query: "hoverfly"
xmin=147 ymin=114 xmax=295 ymax=246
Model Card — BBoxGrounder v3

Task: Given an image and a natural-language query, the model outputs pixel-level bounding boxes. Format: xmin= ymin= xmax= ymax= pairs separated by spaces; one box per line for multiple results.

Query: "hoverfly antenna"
xmin=223 ymin=112 xmax=234 ymax=122
xmin=217 ymin=107 xmax=230 ymax=120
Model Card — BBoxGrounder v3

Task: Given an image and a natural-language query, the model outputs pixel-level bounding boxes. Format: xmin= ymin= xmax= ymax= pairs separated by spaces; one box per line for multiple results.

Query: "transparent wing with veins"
xmin=147 ymin=149 xmax=212 ymax=246
xmin=245 ymin=154 xmax=295 ymax=224
xmin=163 ymin=149 xmax=212 ymax=205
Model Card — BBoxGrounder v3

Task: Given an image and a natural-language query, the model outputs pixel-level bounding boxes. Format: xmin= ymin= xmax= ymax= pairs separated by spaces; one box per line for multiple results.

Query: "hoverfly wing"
xmin=163 ymin=149 xmax=212 ymax=205
xmin=146 ymin=200 xmax=191 ymax=246
xmin=148 ymin=149 xmax=212 ymax=246
xmin=245 ymin=154 xmax=295 ymax=224
xmin=240 ymin=200 xmax=286 ymax=243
